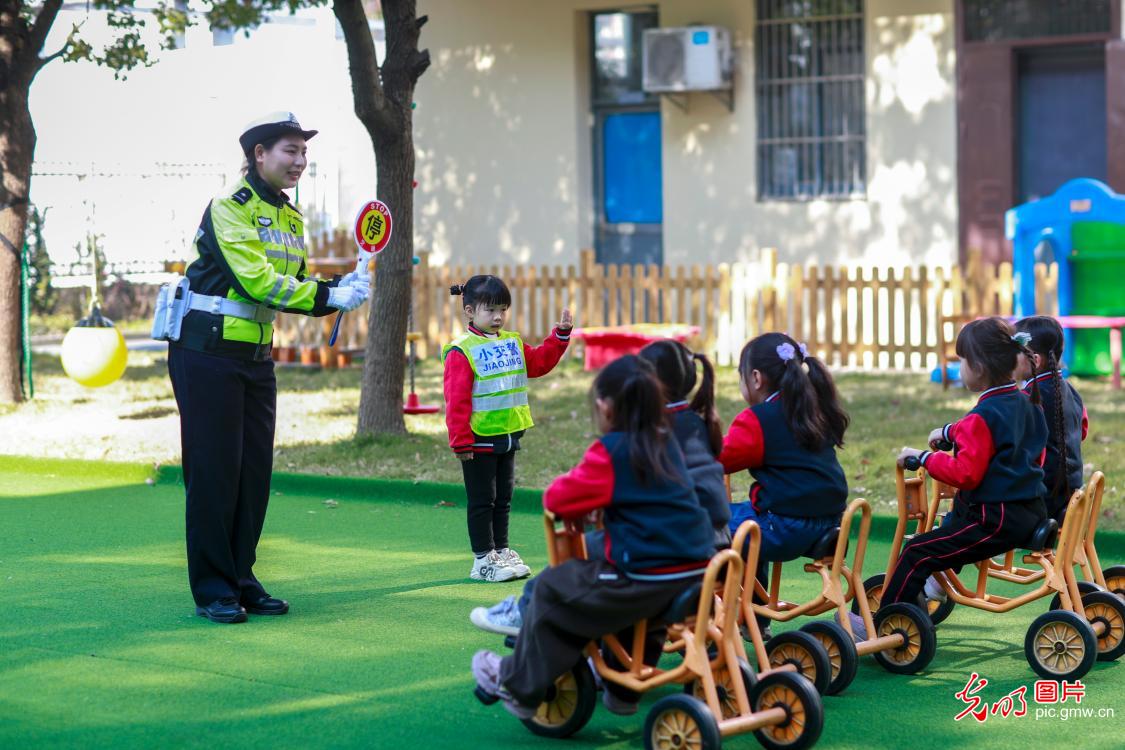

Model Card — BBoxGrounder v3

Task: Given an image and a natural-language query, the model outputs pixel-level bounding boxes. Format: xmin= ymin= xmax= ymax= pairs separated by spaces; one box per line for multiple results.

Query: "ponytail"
xmin=593 ymin=355 xmax=676 ymax=484
xmin=637 ymin=340 xmax=723 ymax=456
xmin=739 ymin=333 xmax=847 ymax=450
xmin=1047 ymin=350 xmax=1070 ymax=500
xmin=805 ymin=355 xmax=849 ymax=448
xmin=1014 ymin=315 xmax=1069 ymax=500
xmin=450 ymin=275 xmax=512 ymax=307
xmin=689 ymin=352 xmax=724 ymax=456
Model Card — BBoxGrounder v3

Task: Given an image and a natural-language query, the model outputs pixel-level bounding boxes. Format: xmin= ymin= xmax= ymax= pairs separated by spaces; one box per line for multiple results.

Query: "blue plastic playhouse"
xmin=1007 ymin=178 xmax=1125 ymax=376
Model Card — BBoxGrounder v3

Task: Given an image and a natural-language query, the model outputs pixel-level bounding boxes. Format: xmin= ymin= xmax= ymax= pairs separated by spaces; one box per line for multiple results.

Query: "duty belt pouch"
xmin=151 ymin=276 xmax=191 ymax=342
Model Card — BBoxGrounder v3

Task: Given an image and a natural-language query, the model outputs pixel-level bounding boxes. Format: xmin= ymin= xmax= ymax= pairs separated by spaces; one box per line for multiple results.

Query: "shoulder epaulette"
xmin=231 ymin=187 xmax=253 ymax=205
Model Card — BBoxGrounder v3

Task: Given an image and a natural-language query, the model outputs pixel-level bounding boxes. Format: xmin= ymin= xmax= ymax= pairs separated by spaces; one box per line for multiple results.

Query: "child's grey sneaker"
xmin=835 ymin=609 xmax=868 ymax=642
xmin=470 ymin=595 xmax=523 ymax=636
xmin=497 ymin=547 xmax=532 ymax=578
xmin=923 ymin=575 xmax=948 ymax=603
xmin=471 ymin=650 xmax=537 ymax=720
xmin=470 ymin=551 xmax=520 ymax=582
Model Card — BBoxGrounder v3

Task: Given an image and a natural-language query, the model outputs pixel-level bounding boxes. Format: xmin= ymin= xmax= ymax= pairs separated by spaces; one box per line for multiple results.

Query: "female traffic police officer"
xmin=168 ymin=112 xmax=369 ymax=623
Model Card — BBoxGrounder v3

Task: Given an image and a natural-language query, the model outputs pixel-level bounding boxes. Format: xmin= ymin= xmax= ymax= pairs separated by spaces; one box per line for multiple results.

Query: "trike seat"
xmin=1025 ymin=518 xmax=1059 ymax=552
xmin=805 ymin=527 xmax=843 ymax=561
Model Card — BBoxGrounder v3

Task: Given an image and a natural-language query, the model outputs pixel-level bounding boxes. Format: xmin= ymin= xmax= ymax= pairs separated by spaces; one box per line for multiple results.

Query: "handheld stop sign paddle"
xmin=328 ymin=199 xmax=393 ymax=347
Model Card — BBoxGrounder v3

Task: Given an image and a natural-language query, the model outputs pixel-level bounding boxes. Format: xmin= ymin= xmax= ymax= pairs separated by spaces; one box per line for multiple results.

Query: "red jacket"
xmin=443 ymin=324 xmax=570 ymax=453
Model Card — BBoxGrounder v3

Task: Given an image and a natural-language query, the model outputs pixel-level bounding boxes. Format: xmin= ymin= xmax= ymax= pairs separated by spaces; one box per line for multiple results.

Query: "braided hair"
xmin=1016 ymin=315 xmax=1069 ymax=500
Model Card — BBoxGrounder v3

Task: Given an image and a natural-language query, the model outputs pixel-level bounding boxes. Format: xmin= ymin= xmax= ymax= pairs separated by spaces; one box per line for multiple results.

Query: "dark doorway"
xmin=1017 ymin=44 xmax=1107 ymax=203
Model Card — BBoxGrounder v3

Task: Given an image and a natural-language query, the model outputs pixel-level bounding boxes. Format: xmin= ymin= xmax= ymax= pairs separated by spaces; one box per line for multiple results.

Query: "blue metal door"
xmin=597 ymin=109 xmax=663 ymax=264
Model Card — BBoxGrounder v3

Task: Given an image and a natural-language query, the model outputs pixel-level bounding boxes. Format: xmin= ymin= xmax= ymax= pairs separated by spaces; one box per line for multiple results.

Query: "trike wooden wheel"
xmin=1025 ymin=609 xmax=1098 ymax=681
xmin=749 ymin=671 xmax=824 ymax=750
xmin=643 ymin=694 xmax=721 ymax=750
xmin=521 ymin=661 xmax=597 ymax=738
xmin=1048 ymin=580 xmax=1105 ymax=612
xmin=1101 ymin=565 xmax=1125 ymax=599
xmin=1081 ymin=590 xmax=1125 ymax=661
xmin=684 ymin=658 xmax=756 ymax=720
xmin=851 ymin=573 xmax=884 ymax=616
xmin=872 ymin=602 xmax=936 ymax=675
xmin=799 ymin=620 xmax=858 ymax=695
xmin=765 ymin=631 xmax=831 ymax=695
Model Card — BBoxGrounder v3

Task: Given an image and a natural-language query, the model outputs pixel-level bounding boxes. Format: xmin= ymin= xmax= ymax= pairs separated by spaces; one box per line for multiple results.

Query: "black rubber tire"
xmin=1048 ymin=580 xmax=1105 ymax=612
xmin=851 ymin=573 xmax=885 ymax=616
xmin=1080 ymin=590 xmax=1125 ymax=662
xmin=1025 ymin=609 xmax=1098 ymax=681
xmin=643 ymin=694 xmax=722 ymax=750
xmin=1101 ymin=565 xmax=1125 ymax=599
xmin=684 ymin=657 xmax=757 ymax=720
xmin=765 ymin=630 xmax=832 ymax=696
xmin=871 ymin=602 xmax=937 ymax=675
xmin=521 ymin=660 xmax=598 ymax=739
xmin=922 ymin=592 xmax=956 ymax=626
xmin=800 ymin=620 xmax=859 ymax=695
xmin=749 ymin=671 xmax=825 ymax=750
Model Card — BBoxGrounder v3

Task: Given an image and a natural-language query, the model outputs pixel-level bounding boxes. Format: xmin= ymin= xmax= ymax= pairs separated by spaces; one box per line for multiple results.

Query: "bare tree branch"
xmin=381 ymin=0 xmax=429 ymax=90
xmin=332 ymin=0 xmax=393 ymax=135
xmin=35 ymin=45 xmax=66 ymax=72
xmin=26 ymin=0 xmax=63 ymax=62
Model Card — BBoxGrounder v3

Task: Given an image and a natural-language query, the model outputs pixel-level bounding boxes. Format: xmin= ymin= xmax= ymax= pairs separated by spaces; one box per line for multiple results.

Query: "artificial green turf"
xmin=1 ymin=459 xmax=1123 ymax=749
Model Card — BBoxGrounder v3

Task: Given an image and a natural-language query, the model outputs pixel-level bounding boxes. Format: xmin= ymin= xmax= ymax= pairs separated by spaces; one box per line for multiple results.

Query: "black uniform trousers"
xmin=882 ymin=496 xmax=1046 ymax=606
xmin=461 ymin=450 xmax=516 ymax=554
xmin=168 ymin=345 xmax=276 ymax=607
xmin=499 ymin=558 xmax=691 ymax=708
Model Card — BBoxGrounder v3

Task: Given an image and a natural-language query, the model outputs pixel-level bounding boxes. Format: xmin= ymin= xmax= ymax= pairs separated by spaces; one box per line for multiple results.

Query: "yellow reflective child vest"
xmin=442 ymin=329 xmax=535 ymax=436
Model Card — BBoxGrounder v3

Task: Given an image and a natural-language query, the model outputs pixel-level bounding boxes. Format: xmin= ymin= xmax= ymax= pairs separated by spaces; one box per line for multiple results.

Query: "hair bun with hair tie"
xmin=449 ymin=284 xmax=464 ymax=296
xmin=776 ymin=342 xmax=797 ymax=362
xmin=1012 ymin=331 xmax=1032 ymax=347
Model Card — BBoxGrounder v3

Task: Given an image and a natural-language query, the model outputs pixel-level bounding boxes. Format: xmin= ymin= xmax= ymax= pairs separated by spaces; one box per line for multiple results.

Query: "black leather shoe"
xmin=195 ymin=598 xmax=248 ymax=624
xmin=243 ymin=595 xmax=289 ymax=616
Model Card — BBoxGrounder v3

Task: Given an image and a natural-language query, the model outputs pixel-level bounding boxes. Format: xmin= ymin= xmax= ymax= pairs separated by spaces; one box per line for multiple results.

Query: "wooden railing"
xmin=270 ymin=233 xmax=1059 ymax=370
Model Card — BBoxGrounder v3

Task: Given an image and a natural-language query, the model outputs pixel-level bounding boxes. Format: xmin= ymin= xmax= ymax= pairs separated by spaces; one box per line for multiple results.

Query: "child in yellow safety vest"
xmin=443 ymin=275 xmax=573 ymax=582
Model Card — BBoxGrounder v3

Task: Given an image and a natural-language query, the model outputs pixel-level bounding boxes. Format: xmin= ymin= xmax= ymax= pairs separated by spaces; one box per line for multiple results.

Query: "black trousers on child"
xmin=882 ymin=497 xmax=1046 ymax=606
xmin=461 ymin=451 xmax=515 ymax=554
xmin=499 ymin=558 xmax=689 ymax=708
xmin=168 ymin=345 xmax=275 ymax=607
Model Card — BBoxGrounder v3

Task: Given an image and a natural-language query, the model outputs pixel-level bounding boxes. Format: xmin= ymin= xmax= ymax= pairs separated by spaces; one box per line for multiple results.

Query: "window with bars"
xmin=756 ymin=1 xmax=866 ymax=200
xmin=962 ymin=0 xmax=1112 ymax=42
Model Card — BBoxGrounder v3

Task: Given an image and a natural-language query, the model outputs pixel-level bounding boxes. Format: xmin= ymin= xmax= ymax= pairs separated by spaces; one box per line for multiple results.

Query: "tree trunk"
xmin=335 ymin=0 xmax=429 ymax=436
xmin=0 ymin=75 xmax=37 ymax=404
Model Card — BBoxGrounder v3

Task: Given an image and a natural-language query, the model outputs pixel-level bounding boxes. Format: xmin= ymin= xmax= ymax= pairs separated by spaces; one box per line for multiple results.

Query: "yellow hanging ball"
xmin=60 ymin=305 xmax=128 ymax=388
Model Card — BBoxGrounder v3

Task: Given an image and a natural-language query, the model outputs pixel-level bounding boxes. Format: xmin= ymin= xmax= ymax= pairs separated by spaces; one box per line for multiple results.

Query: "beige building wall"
xmin=414 ymin=0 xmax=957 ymax=269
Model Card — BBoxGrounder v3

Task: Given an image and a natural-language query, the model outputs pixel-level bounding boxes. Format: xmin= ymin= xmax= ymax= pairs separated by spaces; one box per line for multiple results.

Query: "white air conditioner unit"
xmin=643 ymin=26 xmax=732 ymax=93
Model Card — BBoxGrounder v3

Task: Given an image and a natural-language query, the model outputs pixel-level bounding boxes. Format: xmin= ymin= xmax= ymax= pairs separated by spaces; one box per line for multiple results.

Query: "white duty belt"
xmin=152 ymin=276 xmax=275 ymax=342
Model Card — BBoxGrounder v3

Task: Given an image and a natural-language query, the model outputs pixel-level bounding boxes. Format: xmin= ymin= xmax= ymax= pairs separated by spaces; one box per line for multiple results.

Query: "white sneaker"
xmin=496 ymin=548 xmax=531 ymax=578
xmin=924 ymin=575 xmax=948 ymax=603
xmin=470 ymin=595 xmax=523 ymax=635
xmin=471 ymin=551 xmax=520 ymax=582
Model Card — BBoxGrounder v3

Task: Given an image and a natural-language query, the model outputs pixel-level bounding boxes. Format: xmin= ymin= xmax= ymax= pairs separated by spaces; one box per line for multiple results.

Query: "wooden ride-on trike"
xmin=862 ymin=462 xmax=1125 ymax=681
xmin=980 ymin=471 xmax=1125 ymax=601
xmin=485 ymin=511 xmax=825 ymax=750
xmin=903 ymin=441 xmax=1122 ymax=616
xmin=734 ymin=499 xmax=937 ymax=694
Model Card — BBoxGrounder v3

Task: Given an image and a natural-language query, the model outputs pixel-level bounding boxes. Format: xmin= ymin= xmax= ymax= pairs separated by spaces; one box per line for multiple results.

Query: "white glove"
xmin=340 ymin=270 xmax=371 ymax=290
xmin=328 ymin=284 xmax=368 ymax=312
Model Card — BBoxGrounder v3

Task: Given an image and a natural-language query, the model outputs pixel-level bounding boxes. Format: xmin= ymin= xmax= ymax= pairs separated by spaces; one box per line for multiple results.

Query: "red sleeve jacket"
xmin=443 ymin=326 xmax=571 ymax=453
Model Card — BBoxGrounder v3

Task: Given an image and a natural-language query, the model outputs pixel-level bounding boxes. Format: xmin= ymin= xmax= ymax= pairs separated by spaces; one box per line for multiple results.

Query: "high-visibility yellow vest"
xmin=442 ymin=329 xmax=534 ymax=436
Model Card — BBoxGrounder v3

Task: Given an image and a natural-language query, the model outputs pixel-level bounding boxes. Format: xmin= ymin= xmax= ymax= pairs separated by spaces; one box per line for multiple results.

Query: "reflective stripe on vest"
xmin=472 ymin=373 xmax=529 ymax=396
xmin=472 ymin=391 xmax=530 ymax=413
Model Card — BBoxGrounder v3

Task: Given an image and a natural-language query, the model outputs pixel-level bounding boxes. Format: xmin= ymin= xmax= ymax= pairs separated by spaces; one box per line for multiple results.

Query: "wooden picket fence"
xmin=275 ymin=230 xmax=1059 ymax=371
